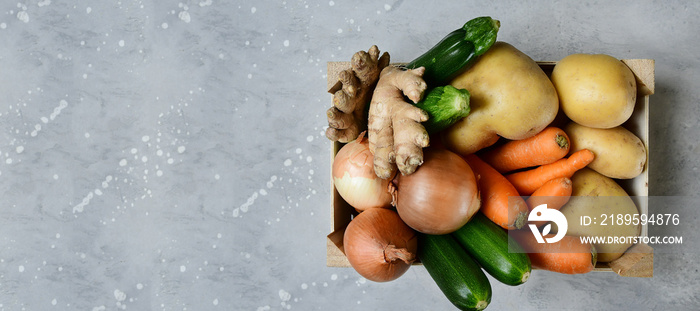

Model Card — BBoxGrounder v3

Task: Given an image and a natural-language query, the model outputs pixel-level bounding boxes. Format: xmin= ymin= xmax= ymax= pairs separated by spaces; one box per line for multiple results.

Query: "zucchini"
xmin=415 ymin=85 xmax=470 ymax=134
xmin=452 ymin=213 xmax=532 ymax=286
xmin=404 ymin=16 xmax=500 ymax=87
xmin=418 ymin=233 xmax=491 ymax=311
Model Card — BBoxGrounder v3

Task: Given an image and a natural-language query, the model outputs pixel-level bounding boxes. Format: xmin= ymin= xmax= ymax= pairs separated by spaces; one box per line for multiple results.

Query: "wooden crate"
xmin=326 ymin=59 xmax=655 ymax=277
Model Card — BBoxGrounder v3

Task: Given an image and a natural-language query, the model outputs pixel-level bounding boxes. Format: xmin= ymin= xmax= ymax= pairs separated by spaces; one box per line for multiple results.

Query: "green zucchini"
xmin=452 ymin=213 xmax=532 ymax=286
xmin=418 ymin=233 xmax=491 ymax=311
xmin=404 ymin=16 xmax=500 ymax=87
xmin=415 ymin=85 xmax=470 ymax=134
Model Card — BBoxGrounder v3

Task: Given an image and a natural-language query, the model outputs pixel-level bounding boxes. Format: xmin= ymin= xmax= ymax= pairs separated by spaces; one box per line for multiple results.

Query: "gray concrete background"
xmin=0 ymin=1 xmax=698 ymax=310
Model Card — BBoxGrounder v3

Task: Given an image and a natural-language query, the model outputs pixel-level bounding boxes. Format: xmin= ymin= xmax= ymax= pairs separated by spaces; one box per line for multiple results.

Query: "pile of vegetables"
xmin=326 ymin=16 xmax=647 ymax=311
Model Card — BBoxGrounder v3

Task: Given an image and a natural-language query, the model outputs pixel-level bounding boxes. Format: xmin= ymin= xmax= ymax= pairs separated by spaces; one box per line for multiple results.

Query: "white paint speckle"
xmin=331 ymin=273 xmax=338 ymax=280
xmin=212 ymin=299 xmax=219 ymax=306
xmin=306 ymin=135 xmax=314 ymax=142
xmin=301 ymin=283 xmax=308 ymax=290
xmin=283 ymin=40 xmax=289 ymax=47
xmin=306 ymin=156 xmax=313 ymax=163
xmin=51 ymin=100 xmax=68 ymax=120
xmin=118 ymin=40 xmax=125 ymax=47
xmin=337 ymin=28 xmax=343 ymax=34
xmin=329 ymin=1 xmax=335 ymax=6
xmin=119 ymin=159 xmax=127 ymax=167
xmin=136 ymin=283 xmax=143 ymax=290
xmin=38 ymin=0 xmax=52 ymax=7
xmin=283 ymin=159 xmax=292 ymax=166
xmin=180 ymin=265 xmax=186 ymax=272
xmin=73 ymin=191 xmax=94 ymax=213
xmin=178 ymin=11 xmax=191 ymax=23
xmin=18 ymin=265 xmax=25 ymax=272
xmin=279 ymin=289 xmax=291 ymax=301
xmin=251 ymin=7 xmax=257 ymax=13
xmin=53 ymin=174 xmax=59 ymax=180
xmin=17 ymin=11 xmax=29 ymax=23
xmin=177 ymin=146 xmax=186 ymax=153
xmin=161 ymin=22 xmax=169 ymax=29
xmin=86 ymin=7 xmax=92 ymax=14
xmin=0 ymin=23 xmax=6 ymax=29
xmin=15 ymin=146 xmax=24 ymax=154
xmin=239 ymin=192 xmax=258 ymax=213
xmin=142 ymin=135 xmax=150 ymax=142
xmin=114 ymin=289 xmax=126 ymax=302
xmin=384 ymin=4 xmax=392 ymax=11
xmin=51 ymin=299 xmax=57 ymax=306
xmin=214 ymin=174 xmax=220 ymax=180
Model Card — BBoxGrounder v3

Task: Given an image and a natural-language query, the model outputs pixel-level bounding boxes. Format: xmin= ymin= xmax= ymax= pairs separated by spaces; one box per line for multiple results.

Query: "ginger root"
xmin=326 ymin=46 xmax=390 ymax=143
xmin=368 ymin=66 xmax=429 ymax=179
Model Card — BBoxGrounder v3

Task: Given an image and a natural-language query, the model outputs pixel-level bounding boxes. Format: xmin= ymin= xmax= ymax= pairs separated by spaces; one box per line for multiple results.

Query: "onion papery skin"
xmin=394 ymin=148 xmax=481 ymax=235
xmin=343 ymin=208 xmax=418 ymax=282
xmin=333 ymin=135 xmax=393 ymax=211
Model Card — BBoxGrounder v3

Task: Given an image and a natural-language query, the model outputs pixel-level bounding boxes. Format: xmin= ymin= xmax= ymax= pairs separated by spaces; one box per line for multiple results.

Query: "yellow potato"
xmin=564 ymin=122 xmax=647 ymax=179
xmin=558 ymin=168 xmax=641 ymax=262
xmin=441 ymin=42 xmax=559 ymax=155
xmin=551 ymin=54 xmax=637 ymax=129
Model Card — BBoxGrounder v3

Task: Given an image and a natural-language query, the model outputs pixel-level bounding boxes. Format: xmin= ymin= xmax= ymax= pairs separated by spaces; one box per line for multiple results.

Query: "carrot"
xmin=464 ymin=154 xmax=529 ymax=230
xmin=481 ymin=127 xmax=570 ymax=173
xmin=526 ymin=177 xmax=573 ymax=227
xmin=510 ymin=230 xmax=596 ymax=274
xmin=505 ymin=149 xmax=595 ymax=196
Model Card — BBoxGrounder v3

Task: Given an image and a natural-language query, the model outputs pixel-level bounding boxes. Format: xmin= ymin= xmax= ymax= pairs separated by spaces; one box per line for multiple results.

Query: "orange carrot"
xmin=510 ymin=230 xmax=596 ymax=274
xmin=482 ymin=127 xmax=570 ymax=173
xmin=464 ymin=154 xmax=529 ymax=230
xmin=505 ymin=149 xmax=595 ymax=196
xmin=526 ymin=177 xmax=573 ymax=227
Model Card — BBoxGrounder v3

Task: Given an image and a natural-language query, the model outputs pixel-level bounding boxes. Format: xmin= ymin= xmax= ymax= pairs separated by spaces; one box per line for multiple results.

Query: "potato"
xmin=441 ymin=42 xmax=559 ymax=155
xmin=551 ymin=54 xmax=637 ymax=129
xmin=564 ymin=122 xmax=647 ymax=179
xmin=557 ymin=168 xmax=641 ymax=262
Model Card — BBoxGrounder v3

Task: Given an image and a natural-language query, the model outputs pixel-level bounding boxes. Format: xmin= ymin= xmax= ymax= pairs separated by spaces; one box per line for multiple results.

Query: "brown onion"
xmin=333 ymin=133 xmax=393 ymax=211
xmin=393 ymin=148 xmax=480 ymax=234
xmin=343 ymin=207 xmax=417 ymax=282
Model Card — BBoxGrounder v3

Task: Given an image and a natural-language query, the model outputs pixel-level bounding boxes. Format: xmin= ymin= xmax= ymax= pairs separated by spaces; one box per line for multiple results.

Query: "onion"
xmin=343 ymin=207 xmax=417 ymax=282
xmin=393 ymin=148 xmax=480 ymax=235
xmin=332 ymin=132 xmax=393 ymax=211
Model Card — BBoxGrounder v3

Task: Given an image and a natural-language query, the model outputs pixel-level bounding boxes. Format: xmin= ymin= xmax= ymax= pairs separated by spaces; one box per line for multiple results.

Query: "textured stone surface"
xmin=0 ymin=1 xmax=698 ymax=310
